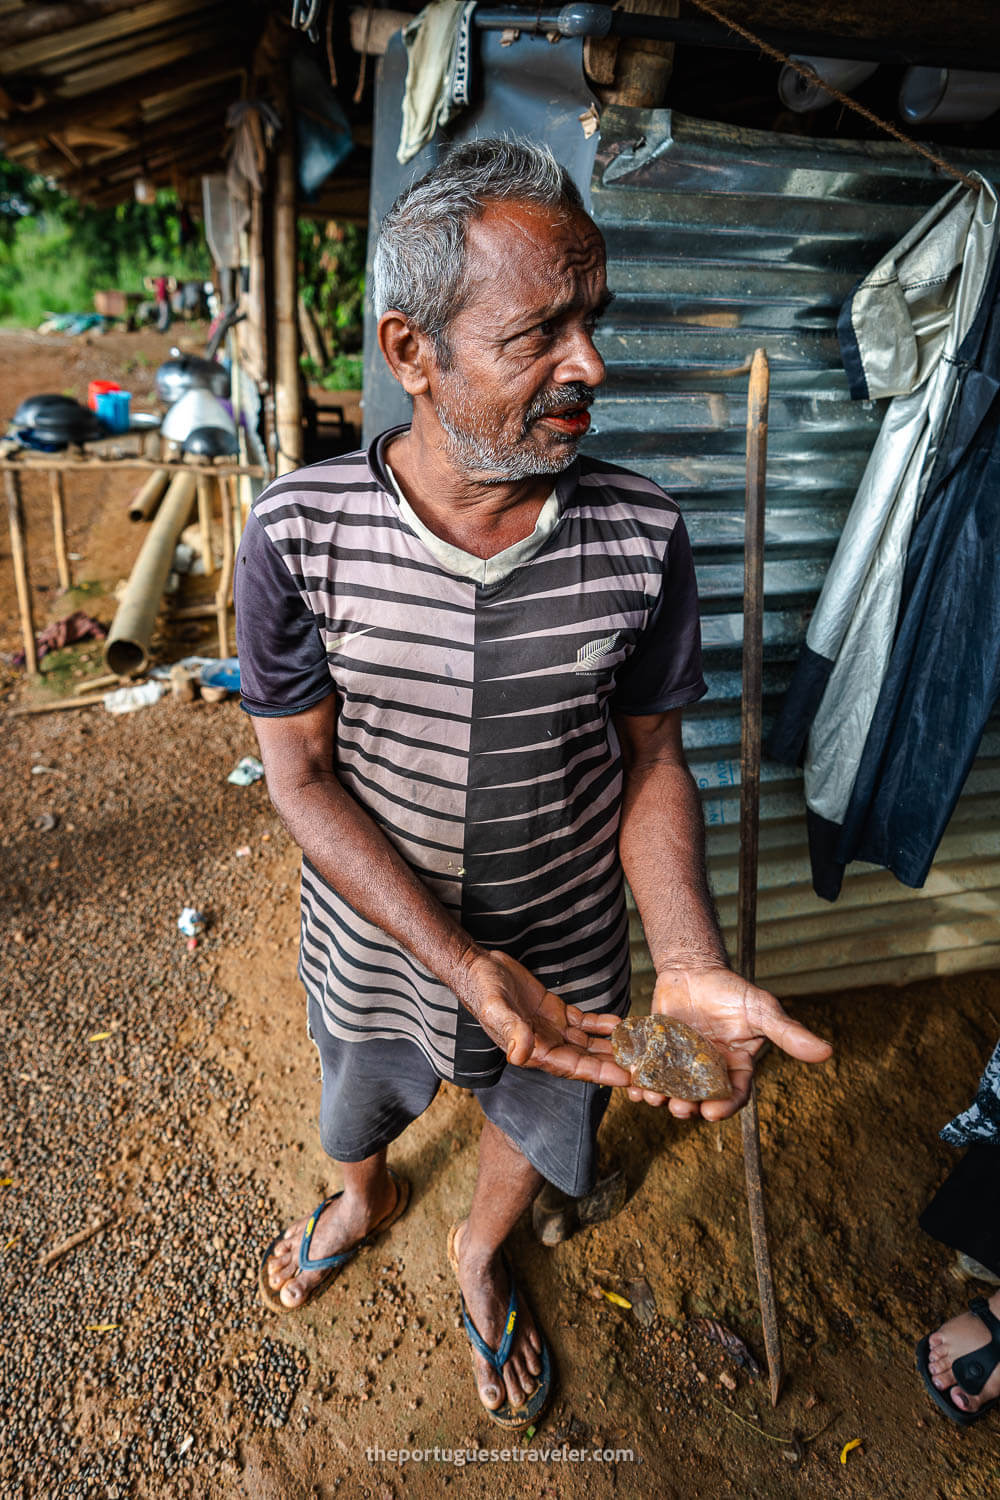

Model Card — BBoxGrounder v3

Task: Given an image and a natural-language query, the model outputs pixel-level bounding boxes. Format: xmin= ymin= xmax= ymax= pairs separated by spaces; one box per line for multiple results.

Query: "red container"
xmin=87 ymin=379 xmax=121 ymax=412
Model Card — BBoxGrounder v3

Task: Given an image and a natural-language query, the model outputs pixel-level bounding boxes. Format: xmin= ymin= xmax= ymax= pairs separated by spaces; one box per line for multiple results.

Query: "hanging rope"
xmin=684 ymin=0 xmax=981 ymax=193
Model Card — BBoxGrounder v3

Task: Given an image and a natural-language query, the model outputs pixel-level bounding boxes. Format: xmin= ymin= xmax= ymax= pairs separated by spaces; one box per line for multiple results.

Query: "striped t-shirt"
xmin=234 ymin=428 xmax=707 ymax=1087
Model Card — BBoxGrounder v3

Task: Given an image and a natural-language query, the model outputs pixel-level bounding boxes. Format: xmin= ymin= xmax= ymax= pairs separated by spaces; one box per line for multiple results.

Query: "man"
xmin=234 ymin=138 xmax=831 ymax=1428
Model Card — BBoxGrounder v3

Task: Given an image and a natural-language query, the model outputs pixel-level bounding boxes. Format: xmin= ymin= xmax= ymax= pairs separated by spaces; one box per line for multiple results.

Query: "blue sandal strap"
xmin=459 ymin=1253 xmax=519 ymax=1374
xmin=298 ymin=1194 xmax=361 ymax=1274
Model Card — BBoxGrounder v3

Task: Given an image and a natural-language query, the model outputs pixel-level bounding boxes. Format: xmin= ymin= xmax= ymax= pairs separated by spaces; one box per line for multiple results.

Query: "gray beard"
xmin=435 ymin=382 xmax=592 ymax=484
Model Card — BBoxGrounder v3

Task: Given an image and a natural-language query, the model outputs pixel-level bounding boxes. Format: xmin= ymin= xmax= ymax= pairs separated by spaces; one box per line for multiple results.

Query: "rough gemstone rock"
xmin=611 ymin=1014 xmax=732 ymax=1100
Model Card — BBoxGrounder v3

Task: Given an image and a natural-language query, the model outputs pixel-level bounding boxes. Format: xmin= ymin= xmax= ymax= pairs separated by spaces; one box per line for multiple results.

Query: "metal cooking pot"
xmin=183 ymin=425 xmax=239 ymax=457
xmin=13 ymin=393 xmax=85 ymax=428
xmin=154 ymin=352 xmax=230 ymax=404
xmin=12 ymin=396 xmax=107 ymax=445
xmin=160 ymin=388 xmax=236 ymax=445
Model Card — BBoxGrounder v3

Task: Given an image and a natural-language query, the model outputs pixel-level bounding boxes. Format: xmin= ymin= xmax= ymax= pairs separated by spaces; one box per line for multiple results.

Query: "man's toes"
xmin=476 ymin=1360 xmax=504 ymax=1411
xmin=279 ymin=1275 xmax=308 ymax=1308
xmin=505 ymin=1357 xmax=537 ymax=1407
xmin=951 ymin=1386 xmax=979 ymax=1413
xmin=267 ymin=1248 xmax=294 ymax=1288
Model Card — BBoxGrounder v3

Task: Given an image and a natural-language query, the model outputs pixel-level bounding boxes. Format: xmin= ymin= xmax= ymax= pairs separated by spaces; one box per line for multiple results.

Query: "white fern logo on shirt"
xmin=573 ymin=633 xmax=619 ymax=673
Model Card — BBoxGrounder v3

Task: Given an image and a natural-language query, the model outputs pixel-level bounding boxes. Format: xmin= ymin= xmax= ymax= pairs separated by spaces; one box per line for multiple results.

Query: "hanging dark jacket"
xmin=768 ymin=175 xmax=1000 ymax=898
xmin=830 ymin=228 xmax=1000 ymax=892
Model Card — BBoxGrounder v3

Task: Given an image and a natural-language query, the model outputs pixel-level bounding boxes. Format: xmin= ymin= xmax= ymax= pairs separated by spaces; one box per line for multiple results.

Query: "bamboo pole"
xmin=172 ymin=603 xmax=217 ymax=620
xmin=74 ymin=672 xmax=123 ymax=695
xmin=196 ymin=474 xmax=215 ymax=579
xmin=128 ymin=467 xmax=170 ymax=522
xmin=0 ymin=457 xmax=265 ymax=476
xmin=49 ymin=470 xmax=71 ymax=592
xmin=10 ymin=692 xmax=109 ymax=716
xmin=297 ymin=293 xmax=327 ymax=368
xmin=104 ymin=472 xmax=196 ymax=677
xmin=273 ymin=90 xmax=302 ymax=476
xmin=215 ymin=476 xmax=235 ymax=659
xmin=5 ymin=470 xmax=37 ymax=676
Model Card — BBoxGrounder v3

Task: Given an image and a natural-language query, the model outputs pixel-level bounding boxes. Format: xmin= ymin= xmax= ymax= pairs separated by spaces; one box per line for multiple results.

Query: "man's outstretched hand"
xmin=460 ymin=949 xmax=633 ymax=1086
xmin=581 ymin=964 xmax=832 ymax=1118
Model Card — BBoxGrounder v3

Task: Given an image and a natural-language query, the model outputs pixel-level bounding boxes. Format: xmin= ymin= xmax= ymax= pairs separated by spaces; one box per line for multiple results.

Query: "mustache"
xmin=525 ymin=383 xmax=598 ymax=423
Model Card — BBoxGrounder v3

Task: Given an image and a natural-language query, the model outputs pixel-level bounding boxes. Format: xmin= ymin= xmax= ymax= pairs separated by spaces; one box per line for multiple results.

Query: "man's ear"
xmin=377 ymin=311 xmax=433 ymax=396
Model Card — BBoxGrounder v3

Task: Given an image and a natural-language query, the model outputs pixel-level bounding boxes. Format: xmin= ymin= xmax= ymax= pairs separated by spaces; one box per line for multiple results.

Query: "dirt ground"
xmin=2 ymin=329 xmax=1000 ymax=1500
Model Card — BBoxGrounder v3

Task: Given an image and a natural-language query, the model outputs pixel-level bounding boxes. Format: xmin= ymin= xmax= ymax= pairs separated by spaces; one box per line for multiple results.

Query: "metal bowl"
xmin=155 ymin=353 xmax=230 ymax=404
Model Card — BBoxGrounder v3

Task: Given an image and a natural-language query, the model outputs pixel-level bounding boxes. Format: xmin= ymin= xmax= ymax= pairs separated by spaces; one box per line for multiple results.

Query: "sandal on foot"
xmin=259 ymin=1168 xmax=410 ymax=1315
xmin=916 ymin=1296 xmax=1000 ymax=1427
xmin=447 ymin=1223 xmax=553 ymax=1430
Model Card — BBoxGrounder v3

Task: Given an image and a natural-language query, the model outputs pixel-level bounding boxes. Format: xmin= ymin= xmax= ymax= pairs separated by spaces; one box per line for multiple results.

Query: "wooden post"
xmin=273 ymin=89 xmax=302 ymax=476
xmin=585 ymin=0 xmax=679 ymax=107
xmin=197 ymin=474 xmax=215 ymax=580
xmin=215 ymin=475 xmax=235 ymax=658
xmin=737 ymin=349 xmax=784 ymax=1408
xmin=6 ymin=470 xmax=37 ymax=675
xmin=49 ymin=469 xmax=71 ymax=592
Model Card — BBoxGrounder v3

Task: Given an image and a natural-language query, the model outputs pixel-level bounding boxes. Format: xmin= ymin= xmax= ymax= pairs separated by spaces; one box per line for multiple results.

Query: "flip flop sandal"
xmin=259 ymin=1168 xmax=410 ymax=1315
xmin=447 ymin=1223 xmax=553 ymax=1430
xmin=916 ymin=1295 xmax=1000 ymax=1427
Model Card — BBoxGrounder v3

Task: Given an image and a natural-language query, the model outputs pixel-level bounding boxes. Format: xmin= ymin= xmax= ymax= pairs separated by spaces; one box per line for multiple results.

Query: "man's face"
xmin=427 ymin=200 xmax=611 ymax=483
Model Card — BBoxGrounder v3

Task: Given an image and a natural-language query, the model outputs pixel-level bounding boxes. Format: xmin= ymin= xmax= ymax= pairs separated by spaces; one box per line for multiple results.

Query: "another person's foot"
xmin=926 ymin=1289 xmax=1000 ymax=1415
xmin=263 ymin=1169 xmax=406 ymax=1310
xmin=450 ymin=1219 xmax=544 ymax=1413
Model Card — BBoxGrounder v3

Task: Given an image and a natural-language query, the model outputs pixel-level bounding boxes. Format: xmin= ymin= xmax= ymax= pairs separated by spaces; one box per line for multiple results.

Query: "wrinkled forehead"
xmin=461 ymin=199 xmax=607 ymax=305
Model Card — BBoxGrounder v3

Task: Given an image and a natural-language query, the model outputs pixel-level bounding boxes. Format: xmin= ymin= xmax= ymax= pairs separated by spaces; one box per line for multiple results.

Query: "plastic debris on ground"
xmin=150 ymin=655 xmax=219 ymax=682
xmin=691 ymin=1317 xmax=763 ymax=1377
xmin=626 ymin=1276 xmax=657 ymax=1328
xmin=104 ymin=681 xmax=164 ymax=715
xmin=227 ymin=755 xmax=264 ymax=786
xmin=177 ymin=908 xmax=206 ymax=938
xmin=201 ymin=657 xmax=240 ymax=693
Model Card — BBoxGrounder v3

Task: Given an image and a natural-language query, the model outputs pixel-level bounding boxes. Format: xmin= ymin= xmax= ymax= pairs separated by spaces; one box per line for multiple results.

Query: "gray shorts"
xmin=307 ymin=997 xmax=612 ymax=1197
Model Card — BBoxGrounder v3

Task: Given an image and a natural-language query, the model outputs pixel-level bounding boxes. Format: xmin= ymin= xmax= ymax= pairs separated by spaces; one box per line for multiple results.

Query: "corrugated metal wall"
xmin=590 ymin=108 xmax=1000 ymax=994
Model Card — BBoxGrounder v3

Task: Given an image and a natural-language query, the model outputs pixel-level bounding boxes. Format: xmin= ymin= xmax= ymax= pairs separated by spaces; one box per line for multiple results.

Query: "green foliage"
xmin=300 ymin=352 xmax=364 ymax=390
xmin=0 ymin=162 xmax=211 ymax=327
xmin=298 ymin=217 xmax=367 ymax=357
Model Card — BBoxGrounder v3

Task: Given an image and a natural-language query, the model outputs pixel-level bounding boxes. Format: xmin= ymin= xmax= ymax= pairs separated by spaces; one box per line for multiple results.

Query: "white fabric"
xmin=398 ymin=0 xmax=477 ymax=165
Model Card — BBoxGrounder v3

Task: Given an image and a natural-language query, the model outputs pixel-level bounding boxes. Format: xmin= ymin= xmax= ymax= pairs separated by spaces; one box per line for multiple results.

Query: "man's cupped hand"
xmin=463 ymin=949 xmax=633 ymax=1085
xmin=581 ymin=964 xmax=833 ymax=1118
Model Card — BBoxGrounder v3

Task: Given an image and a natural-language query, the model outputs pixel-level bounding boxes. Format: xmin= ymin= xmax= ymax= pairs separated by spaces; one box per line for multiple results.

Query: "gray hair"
xmin=372 ymin=137 xmax=584 ymax=354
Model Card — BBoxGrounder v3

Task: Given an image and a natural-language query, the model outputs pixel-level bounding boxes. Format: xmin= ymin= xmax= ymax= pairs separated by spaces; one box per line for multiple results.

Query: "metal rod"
xmin=6 ymin=469 xmax=37 ymax=676
xmin=737 ymin=348 xmax=783 ymax=1408
xmin=472 ymin=4 xmax=1000 ymax=69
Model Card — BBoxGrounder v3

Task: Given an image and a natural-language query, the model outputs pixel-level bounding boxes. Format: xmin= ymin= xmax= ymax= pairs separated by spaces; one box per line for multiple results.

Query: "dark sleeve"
xmin=234 ymin=509 xmax=335 ymax=717
xmin=612 ymin=512 xmax=708 ymax=716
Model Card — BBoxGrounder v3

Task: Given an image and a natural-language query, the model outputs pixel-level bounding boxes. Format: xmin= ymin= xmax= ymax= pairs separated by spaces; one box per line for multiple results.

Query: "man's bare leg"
xmin=264 ymin=1149 xmax=400 ymax=1308
xmin=453 ymin=1118 xmax=546 ymax=1411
